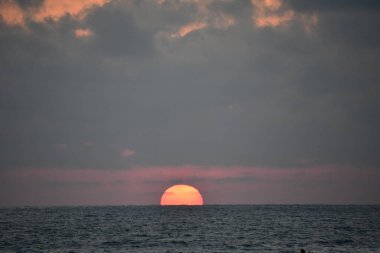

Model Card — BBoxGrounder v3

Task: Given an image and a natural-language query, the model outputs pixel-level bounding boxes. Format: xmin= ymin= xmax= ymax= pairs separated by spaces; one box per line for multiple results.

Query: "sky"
xmin=0 ymin=0 xmax=379 ymax=205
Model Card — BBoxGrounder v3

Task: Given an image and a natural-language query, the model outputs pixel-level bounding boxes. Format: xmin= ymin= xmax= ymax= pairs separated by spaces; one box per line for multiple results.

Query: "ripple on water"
xmin=0 ymin=205 xmax=380 ymax=252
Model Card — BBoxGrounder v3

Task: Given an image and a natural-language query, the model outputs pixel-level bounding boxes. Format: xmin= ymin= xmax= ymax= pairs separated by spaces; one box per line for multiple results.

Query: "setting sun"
xmin=160 ymin=185 xmax=204 ymax=205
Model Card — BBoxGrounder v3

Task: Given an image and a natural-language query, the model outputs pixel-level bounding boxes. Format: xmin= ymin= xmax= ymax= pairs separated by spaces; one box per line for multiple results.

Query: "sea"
xmin=0 ymin=205 xmax=379 ymax=253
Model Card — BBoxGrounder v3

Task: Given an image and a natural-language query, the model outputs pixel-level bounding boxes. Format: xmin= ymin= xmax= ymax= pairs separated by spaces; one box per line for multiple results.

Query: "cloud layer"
xmin=1 ymin=0 xmax=380 ymax=204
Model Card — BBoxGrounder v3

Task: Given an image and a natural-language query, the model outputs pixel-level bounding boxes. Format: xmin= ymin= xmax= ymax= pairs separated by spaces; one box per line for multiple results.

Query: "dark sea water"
xmin=0 ymin=205 xmax=379 ymax=253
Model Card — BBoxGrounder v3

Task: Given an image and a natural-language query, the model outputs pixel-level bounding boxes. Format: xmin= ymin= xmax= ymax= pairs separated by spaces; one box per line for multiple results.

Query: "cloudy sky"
xmin=0 ymin=0 xmax=379 ymax=205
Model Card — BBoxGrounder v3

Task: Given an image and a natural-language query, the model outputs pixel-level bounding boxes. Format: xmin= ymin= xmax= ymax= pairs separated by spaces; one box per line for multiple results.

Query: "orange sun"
xmin=160 ymin=184 xmax=204 ymax=205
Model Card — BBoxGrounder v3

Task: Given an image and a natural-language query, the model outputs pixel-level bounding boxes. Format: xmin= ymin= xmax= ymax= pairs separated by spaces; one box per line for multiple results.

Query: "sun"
xmin=160 ymin=184 xmax=204 ymax=205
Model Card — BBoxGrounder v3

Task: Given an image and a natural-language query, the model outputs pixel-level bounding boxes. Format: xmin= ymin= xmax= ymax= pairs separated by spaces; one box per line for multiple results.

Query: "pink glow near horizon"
xmin=1 ymin=165 xmax=379 ymax=205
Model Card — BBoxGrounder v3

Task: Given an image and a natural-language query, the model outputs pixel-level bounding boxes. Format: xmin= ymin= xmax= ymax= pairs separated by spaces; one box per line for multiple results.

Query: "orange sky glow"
xmin=74 ymin=28 xmax=93 ymax=38
xmin=0 ymin=0 xmax=108 ymax=27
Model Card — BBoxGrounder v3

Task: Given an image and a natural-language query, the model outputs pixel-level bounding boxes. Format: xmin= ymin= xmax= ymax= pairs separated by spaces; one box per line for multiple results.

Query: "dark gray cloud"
xmin=85 ymin=3 xmax=154 ymax=57
xmin=14 ymin=0 xmax=43 ymax=9
xmin=285 ymin=0 xmax=380 ymax=12
xmin=0 ymin=0 xmax=380 ymax=170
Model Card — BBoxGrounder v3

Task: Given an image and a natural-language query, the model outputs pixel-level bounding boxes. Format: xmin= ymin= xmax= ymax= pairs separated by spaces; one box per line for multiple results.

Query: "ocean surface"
xmin=0 ymin=205 xmax=379 ymax=253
